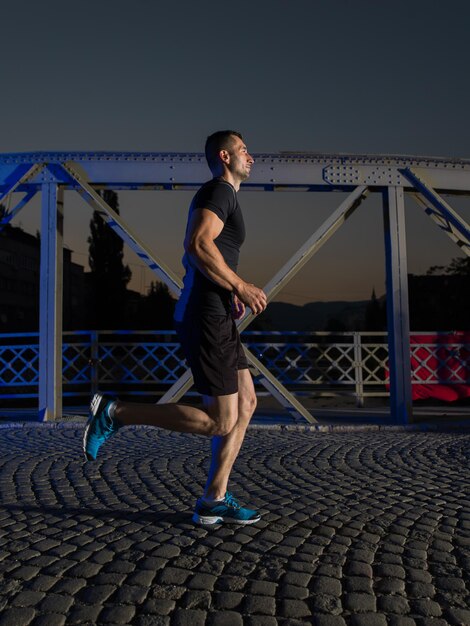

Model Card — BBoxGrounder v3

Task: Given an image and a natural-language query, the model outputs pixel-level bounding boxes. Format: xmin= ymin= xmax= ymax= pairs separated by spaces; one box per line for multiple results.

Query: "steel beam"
xmin=38 ymin=178 xmax=64 ymax=421
xmin=238 ymin=185 xmax=368 ymax=332
xmin=400 ymin=167 xmax=470 ymax=256
xmin=243 ymin=349 xmax=316 ymax=423
xmin=0 ymin=191 xmax=36 ymax=233
xmin=2 ymin=153 xmax=470 ymax=193
xmin=383 ymin=187 xmax=413 ymax=424
xmin=60 ymin=162 xmax=183 ymax=297
xmin=0 ymin=163 xmax=44 ymax=204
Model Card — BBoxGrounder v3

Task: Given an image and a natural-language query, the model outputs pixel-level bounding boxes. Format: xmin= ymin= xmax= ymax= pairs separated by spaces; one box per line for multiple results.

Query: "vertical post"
xmin=38 ymin=177 xmax=63 ymax=421
xmin=353 ymin=332 xmax=364 ymax=408
xmin=383 ymin=187 xmax=413 ymax=424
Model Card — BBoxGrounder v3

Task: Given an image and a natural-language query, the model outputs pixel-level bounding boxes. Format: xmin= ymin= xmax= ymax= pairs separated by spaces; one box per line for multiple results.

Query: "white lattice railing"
xmin=0 ymin=330 xmax=469 ymax=405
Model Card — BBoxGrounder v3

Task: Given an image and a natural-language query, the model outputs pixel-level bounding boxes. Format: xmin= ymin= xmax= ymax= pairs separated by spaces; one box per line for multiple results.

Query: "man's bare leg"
xmin=203 ymin=369 xmax=256 ymax=500
xmin=113 ymin=395 xmax=238 ymax=437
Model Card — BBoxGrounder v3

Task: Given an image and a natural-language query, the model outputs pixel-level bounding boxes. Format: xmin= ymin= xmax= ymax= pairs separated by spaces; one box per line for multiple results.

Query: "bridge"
xmin=1 ymin=151 xmax=469 ymax=423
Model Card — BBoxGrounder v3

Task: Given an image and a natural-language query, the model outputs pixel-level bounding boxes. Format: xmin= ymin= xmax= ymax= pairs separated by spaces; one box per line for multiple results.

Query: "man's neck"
xmin=212 ymin=167 xmax=240 ymax=191
xmin=220 ymin=173 xmax=240 ymax=192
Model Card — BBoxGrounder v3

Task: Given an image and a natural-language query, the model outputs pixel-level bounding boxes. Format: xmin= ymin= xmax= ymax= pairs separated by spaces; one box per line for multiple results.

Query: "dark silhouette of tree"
xmin=324 ymin=317 xmax=347 ymax=332
xmin=136 ymin=281 xmax=175 ymax=329
xmin=427 ymin=256 xmax=470 ymax=276
xmin=364 ymin=288 xmax=386 ymax=331
xmin=87 ymin=190 xmax=131 ymax=328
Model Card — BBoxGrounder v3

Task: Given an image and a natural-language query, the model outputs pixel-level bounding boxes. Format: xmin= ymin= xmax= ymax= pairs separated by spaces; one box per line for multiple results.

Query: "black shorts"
xmin=175 ymin=313 xmax=249 ymax=396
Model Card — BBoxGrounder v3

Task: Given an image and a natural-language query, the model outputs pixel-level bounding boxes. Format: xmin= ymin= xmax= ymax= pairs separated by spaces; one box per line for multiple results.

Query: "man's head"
xmin=204 ymin=130 xmax=253 ymax=183
xmin=205 ymin=130 xmax=243 ymax=172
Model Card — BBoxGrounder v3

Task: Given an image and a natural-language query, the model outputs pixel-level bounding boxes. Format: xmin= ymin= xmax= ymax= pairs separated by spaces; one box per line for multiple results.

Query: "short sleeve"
xmin=194 ymin=181 xmax=235 ymax=223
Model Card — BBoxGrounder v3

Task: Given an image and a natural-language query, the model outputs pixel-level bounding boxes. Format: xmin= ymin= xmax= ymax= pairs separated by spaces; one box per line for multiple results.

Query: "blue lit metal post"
xmin=383 ymin=186 xmax=413 ymax=424
xmin=38 ymin=173 xmax=63 ymax=421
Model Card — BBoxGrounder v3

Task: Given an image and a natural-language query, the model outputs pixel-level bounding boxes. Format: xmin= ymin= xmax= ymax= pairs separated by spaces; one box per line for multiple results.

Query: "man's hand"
xmin=232 ymin=294 xmax=246 ymax=320
xmin=235 ymin=282 xmax=267 ymax=315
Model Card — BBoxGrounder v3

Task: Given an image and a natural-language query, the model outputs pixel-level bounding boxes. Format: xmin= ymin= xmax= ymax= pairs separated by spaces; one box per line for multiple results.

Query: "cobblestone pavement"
xmin=0 ymin=423 xmax=469 ymax=626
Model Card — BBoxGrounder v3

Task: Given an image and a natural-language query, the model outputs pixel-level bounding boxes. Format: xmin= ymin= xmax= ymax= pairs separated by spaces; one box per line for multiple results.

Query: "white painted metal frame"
xmin=38 ymin=169 xmax=64 ymax=420
xmin=383 ymin=187 xmax=413 ymax=423
xmin=1 ymin=152 xmax=470 ymax=423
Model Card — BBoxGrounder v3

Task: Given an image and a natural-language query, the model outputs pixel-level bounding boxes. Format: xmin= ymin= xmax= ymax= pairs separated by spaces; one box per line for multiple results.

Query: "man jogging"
xmin=83 ymin=130 xmax=267 ymax=525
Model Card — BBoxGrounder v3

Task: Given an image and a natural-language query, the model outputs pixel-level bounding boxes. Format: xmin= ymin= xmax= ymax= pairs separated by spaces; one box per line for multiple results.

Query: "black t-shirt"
xmin=174 ymin=178 xmax=246 ymax=320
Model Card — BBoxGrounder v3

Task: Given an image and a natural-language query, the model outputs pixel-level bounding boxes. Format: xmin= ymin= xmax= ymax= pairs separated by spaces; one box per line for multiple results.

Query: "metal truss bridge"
xmin=1 ymin=151 xmax=469 ymax=423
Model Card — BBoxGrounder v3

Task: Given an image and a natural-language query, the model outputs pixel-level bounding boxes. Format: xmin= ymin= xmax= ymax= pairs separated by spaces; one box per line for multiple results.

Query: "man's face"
xmin=226 ymin=136 xmax=254 ymax=181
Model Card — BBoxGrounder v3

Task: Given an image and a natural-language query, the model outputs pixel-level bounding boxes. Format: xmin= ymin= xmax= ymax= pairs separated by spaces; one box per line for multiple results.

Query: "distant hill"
xmin=251 ymin=300 xmax=370 ymax=331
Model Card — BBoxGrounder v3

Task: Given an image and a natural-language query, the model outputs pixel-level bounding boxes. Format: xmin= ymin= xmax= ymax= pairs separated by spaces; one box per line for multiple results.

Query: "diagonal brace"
xmin=238 ymin=185 xmax=369 ymax=332
xmin=60 ymin=161 xmax=183 ymax=296
xmin=401 ymin=167 xmax=470 ymax=256
xmin=0 ymin=190 xmax=37 ymax=233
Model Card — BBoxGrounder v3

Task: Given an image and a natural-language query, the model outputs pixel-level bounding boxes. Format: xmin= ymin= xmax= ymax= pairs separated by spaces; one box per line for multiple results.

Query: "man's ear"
xmin=219 ymin=149 xmax=230 ymax=164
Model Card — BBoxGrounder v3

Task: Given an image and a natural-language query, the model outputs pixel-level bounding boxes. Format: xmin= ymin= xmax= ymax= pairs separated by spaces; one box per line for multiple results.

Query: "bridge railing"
xmin=1 ymin=330 xmax=468 ymax=408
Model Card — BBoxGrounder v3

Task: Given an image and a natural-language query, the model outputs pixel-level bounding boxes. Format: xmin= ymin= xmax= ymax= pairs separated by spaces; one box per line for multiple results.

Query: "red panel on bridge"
xmin=410 ymin=332 xmax=470 ymax=402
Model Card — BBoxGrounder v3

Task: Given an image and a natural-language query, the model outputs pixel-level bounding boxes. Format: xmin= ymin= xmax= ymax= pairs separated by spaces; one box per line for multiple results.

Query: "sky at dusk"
xmin=2 ymin=0 xmax=469 ymax=303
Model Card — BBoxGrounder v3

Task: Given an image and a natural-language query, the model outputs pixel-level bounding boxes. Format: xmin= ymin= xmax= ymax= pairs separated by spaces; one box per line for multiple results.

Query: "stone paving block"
xmin=158 ymin=567 xmax=191 ymax=586
xmin=249 ymin=581 xmax=277 ymax=596
xmin=387 ymin=618 xmax=417 ymax=626
xmin=244 ymin=595 xmax=276 ymax=616
xmin=38 ymin=593 xmax=73 ymax=613
xmin=187 ymin=573 xmax=217 ymax=591
xmin=135 ymin=616 xmax=170 ymax=626
xmin=67 ymin=604 xmax=103 ymax=626
xmin=9 ymin=566 xmax=41 ymax=581
xmin=313 ymin=616 xmax=347 ymax=626
xmin=207 ymin=611 xmax=244 ymax=626
xmin=76 ymin=582 xmax=115 ymax=604
xmin=32 ymin=613 xmax=66 ymax=626
xmin=140 ymin=598 xmax=175 ymax=615
xmin=446 ymin=608 xmax=470 ymax=625
xmin=139 ymin=557 xmax=168 ymax=571
xmin=10 ymin=591 xmax=45 ymax=607
xmin=377 ymin=595 xmax=410 ymax=614
xmin=344 ymin=576 xmax=373 ymax=593
xmin=409 ymin=599 xmax=443 ymax=617
xmin=407 ymin=582 xmax=436 ymax=598
xmin=309 ymin=594 xmax=342 ymax=615
xmin=374 ymin=563 xmax=406 ymax=579
xmin=0 ymin=607 xmax=36 ymax=626
xmin=151 ymin=584 xmax=186 ymax=600
xmin=172 ymin=608 xmax=207 ymax=626
xmin=311 ymin=576 xmax=342 ymax=596
xmin=376 ymin=578 xmax=406 ymax=594
xmin=245 ymin=617 xmax=278 ymax=626
xmin=349 ymin=614 xmax=388 ymax=626
xmin=343 ymin=592 xmax=377 ymax=613
xmin=125 ymin=569 xmax=157 ymax=587
xmin=280 ymin=598 xmax=311 ymax=618
xmin=213 ymin=591 xmax=243 ymax=610
xmin=50 ymin=578 xmax=86 ymax=595
xmin=344 ymin=562 xmax=373 ymax=577
xmin=278 ymin=584 xmax=309 ymax=599
xmin=114 ymin=584 xmax=149 ymax=604
xmin=98 ymin=604 xmax=137 ymax=623
xmin=180 ymin=590 xmax=212 ymax=610
xmin=435 ymin=576 xmax=466 ymax=592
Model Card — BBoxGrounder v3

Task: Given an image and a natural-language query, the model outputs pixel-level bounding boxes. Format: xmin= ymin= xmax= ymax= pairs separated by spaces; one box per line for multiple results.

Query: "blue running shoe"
xmin=192 ymin=491 xmax=261 ymax=525
xmin=83 ymin=393 xmax=121 ymax=461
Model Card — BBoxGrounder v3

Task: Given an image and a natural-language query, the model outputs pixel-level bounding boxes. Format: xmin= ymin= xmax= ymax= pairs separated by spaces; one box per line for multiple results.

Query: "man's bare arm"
xmin=185 ymin=208 xmax=267 ymax=314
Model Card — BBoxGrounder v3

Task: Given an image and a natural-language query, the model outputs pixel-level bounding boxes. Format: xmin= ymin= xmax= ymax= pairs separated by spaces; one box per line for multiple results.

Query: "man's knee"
xmin=205 ymin=400 xmax=238 ymax=436
xmin=239 ymin=392 xmax=257 ymax=421
xmin=212 ymin=413 xmax=238 ymax=436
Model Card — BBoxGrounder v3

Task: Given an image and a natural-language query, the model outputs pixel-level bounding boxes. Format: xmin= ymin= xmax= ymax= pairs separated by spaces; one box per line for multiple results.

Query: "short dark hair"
xmin=205 ymin=130 xmax=243 ymax=171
